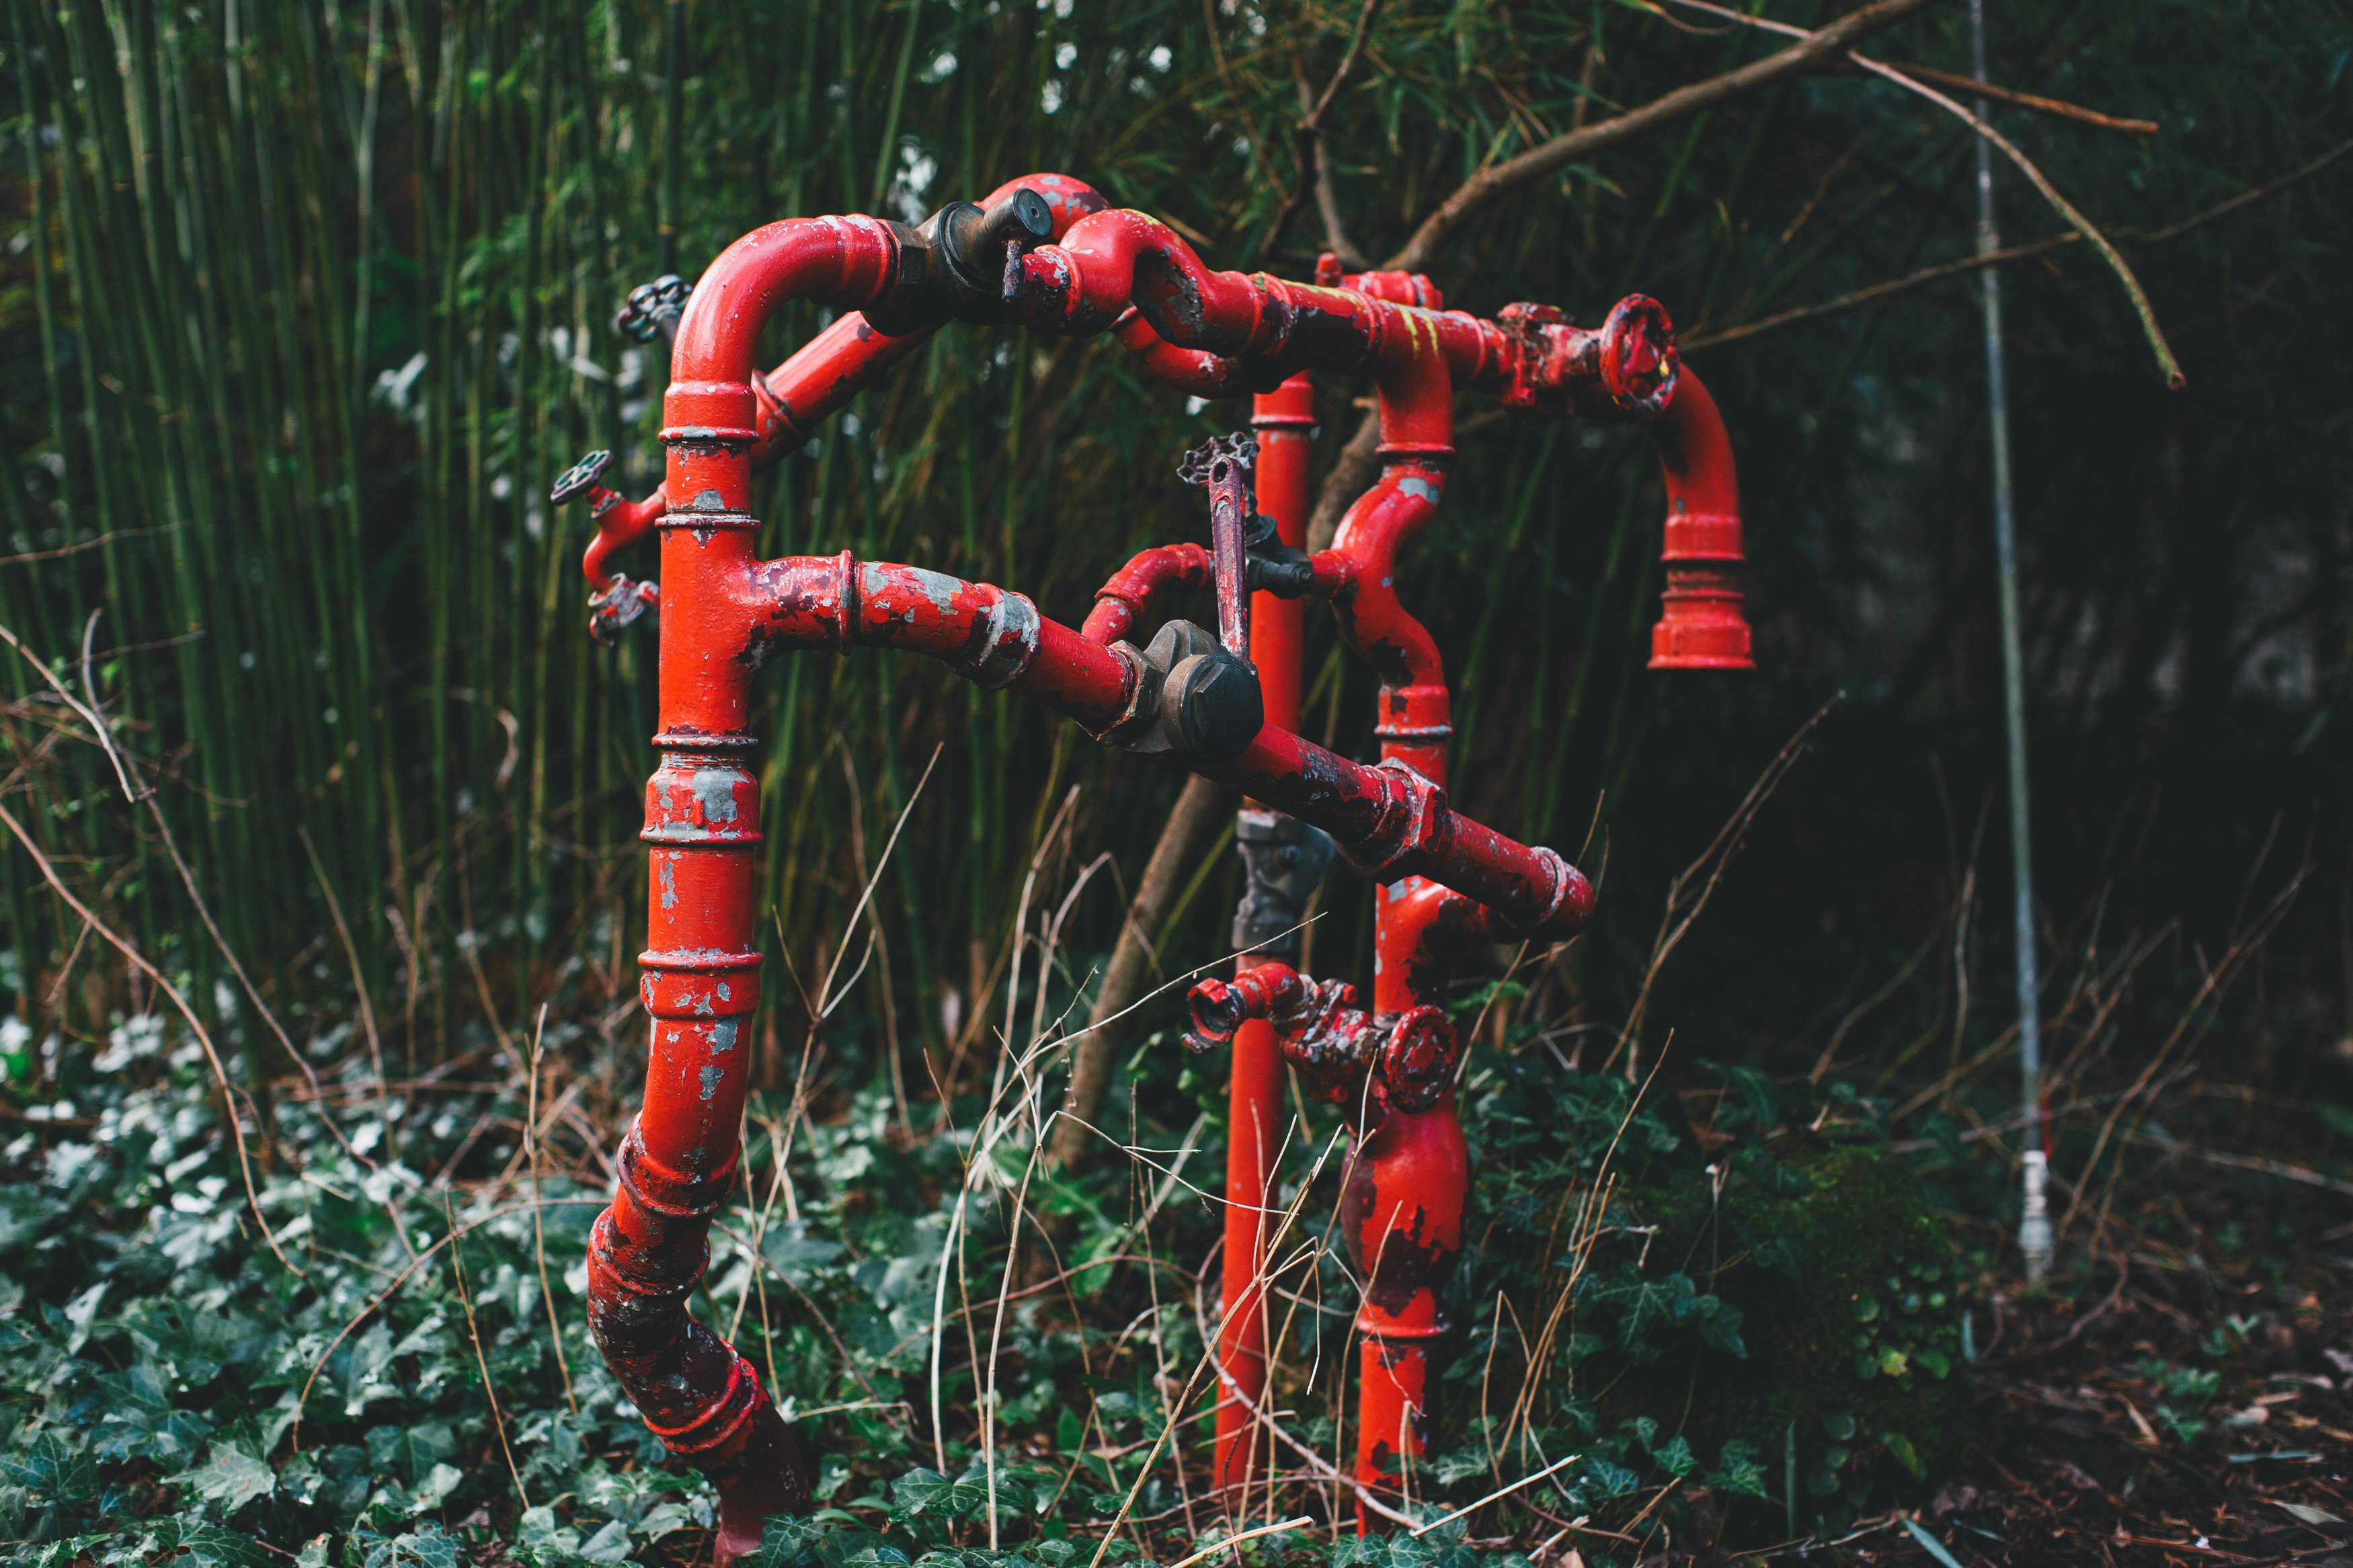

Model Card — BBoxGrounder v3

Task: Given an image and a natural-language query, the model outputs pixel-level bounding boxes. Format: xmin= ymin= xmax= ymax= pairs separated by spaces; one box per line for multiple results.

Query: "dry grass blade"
xmin=0 ymin=796 xmax=301 ymax=1277
xmin=1608 ymin=699 xmax=1836 ymax=1078
xmin=447 ymin=1194 xmax=532 ymax=1510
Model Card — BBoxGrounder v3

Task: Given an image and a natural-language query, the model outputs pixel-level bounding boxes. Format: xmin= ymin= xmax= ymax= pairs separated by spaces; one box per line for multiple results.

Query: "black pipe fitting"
xmin=1094 ymin=618 xmax=1264 ymax=767
xmin=867 ymin=188 xmax=1055 ymax=335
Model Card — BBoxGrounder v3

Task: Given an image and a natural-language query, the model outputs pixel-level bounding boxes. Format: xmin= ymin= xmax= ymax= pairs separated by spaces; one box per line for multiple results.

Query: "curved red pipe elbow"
xmin=1324 ymin=325 xmax=1455 ymax=766
xmin=1324 ymin=472 xmax=1447 ymax=691
xmin=1645 ymin=367 xmax=1753 ymax=671
xmin=583 ymin=491 xmax=670 ymax=594
xmin=586 ymin=176 xmax=1113 ymax=595
xmin=1111 ymin=308 xmax=1254 ymax=396
xmin=1082 ymin=541 xmax=1212 ymax=644
xmin=671 ymin=216 xmax=901 ymax=390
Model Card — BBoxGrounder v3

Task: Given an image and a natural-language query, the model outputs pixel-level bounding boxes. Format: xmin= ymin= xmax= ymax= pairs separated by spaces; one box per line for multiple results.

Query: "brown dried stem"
xmin=1683 ymin=136 xmax=2353 ymax=352
xmin=1874 ymin=58 xmax=2157 ymax=136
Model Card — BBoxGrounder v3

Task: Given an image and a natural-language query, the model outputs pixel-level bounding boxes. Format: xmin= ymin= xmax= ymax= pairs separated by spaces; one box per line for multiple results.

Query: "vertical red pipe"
xmin=588 ymin=376 xmax=809 ymax=1563
xmin=1215 ymin=373 xmax=1314 ymax=1499
xmin=1343 ymin=339 xmax=1468 ymax=1512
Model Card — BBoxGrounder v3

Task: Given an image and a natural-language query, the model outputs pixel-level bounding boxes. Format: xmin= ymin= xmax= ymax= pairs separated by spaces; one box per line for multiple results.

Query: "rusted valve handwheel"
xmin=1175 ymin=430 xmax=1259 ymax=487
xmin=551 ymin=448 xmax=617 ymax=510
xmin=1179 ymin=966 xmax=1457 ymax=1112
xmin=616 ymin=274 xmax=694 ymax=345
xmin=1376 ymin=1004 xmax=1458 ymax=1113
xmin=1177 ymin=432 xmax=1263 ymax=657
xmin=588 ymin=575 xmax=659 ymax=647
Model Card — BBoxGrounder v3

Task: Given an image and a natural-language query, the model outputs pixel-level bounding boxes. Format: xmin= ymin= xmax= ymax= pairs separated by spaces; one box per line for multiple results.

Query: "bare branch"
xmin=1663 ymin=0 xmax=2184 ymax=386
xmin=1874 ymin=58 xmax=2157 ymax=136
xmin=1263 ymin=0 xmax=1382 ymax=265
xmin=1683 ymin=136 xmax=2353 ymax=352
xmin=1383 ymin=0 xmax=1940 ymax=274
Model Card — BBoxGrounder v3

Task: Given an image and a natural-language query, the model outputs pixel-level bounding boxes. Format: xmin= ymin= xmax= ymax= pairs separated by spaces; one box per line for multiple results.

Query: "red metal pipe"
xmin=584 ymin=175 xmax=1111 ymax=600
xmin=1082 ymin=542 xmax=1212 ymax=645
xmin=584 ymin=173 xmax=1723 ymax=1560
xmin=1212 ymin=372 xmax=1316 ymax=1499
xmin=1646 ymin=368 xmax=1753 ymax=670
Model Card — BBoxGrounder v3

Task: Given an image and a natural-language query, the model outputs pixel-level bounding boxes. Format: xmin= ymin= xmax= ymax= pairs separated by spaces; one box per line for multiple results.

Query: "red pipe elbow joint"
xmin=1646 ymin=368 xmax=1753 ymax=670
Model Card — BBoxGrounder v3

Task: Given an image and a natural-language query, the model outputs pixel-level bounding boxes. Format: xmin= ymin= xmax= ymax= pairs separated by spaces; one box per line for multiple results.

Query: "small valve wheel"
xmin=1175 ymin=431 xmax=1258 ymax=487
xmin=588 ymin=576 xmax=659 ymax=647
xmin=551 ymin=448 xmax=616 ymax=510
xmin=1377 ymin=1005 xmax=1458 ymax=1113
xmin=616 ymin=275 xmax=694 ymax=345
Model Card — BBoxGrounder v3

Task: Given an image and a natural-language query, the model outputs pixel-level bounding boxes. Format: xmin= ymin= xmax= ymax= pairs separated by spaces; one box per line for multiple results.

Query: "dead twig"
xmin=1384 ymin=0 xmax=1938 ymax=274
xmin=1874 ymin=58 xmax=2157 ymax=136
xmin=1263 ymin=0 xmax=1381 ymax=265
xmin=0 ymin=796 xmax=301 ymax=1276
xmin=1662 ymin=0 xmax=2185 ymax=386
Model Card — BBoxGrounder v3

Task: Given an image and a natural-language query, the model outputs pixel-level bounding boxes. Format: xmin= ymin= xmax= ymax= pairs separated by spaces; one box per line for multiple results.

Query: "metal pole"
xmin=658 ymin=0 xmax=685 ymax=276
xmin=1970 ymin=0 xmax=2051 ymax=1284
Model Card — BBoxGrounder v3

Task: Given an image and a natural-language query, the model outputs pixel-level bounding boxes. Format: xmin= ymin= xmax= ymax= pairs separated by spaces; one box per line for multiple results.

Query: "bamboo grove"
xmin=1 ymin=0 xmax=2344 ymax=1102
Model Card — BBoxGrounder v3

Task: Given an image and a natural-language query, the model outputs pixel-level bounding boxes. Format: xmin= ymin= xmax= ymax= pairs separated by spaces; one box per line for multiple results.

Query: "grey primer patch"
xmin=692 ymin=488 xmax=727 ymax=511
xmin=700 ymin=1064 xmax=724 ymax=1101
xmin=1397 ymin=476 xmax=1440 ymax=504
xmin=957 ymin=592 xmax=1041 ymax=690
xmin=691 ymin=767 xmax=740 ymax=823
xmin=717 ymin=981 xmax=732 ymax=1002
xmin=658 ymin=856 xmax=680 ymax=910
xmin=711 ymin=1019 xmax=739 ymax=1052
xmin=863 ymin=563 xmax=964 ymax=616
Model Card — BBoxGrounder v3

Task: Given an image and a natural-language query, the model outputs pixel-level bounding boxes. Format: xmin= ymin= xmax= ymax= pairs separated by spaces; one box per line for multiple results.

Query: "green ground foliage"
xmin=0 ymin=989 xmax=1991 ymax=1567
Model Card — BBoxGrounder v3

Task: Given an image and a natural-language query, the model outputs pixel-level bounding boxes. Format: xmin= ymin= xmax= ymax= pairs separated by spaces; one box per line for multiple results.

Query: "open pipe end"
xmin=1648 ymin=505 xmax=1753 ymax=671
xmin=1649 ymin=563 xmax=1755 ymax=671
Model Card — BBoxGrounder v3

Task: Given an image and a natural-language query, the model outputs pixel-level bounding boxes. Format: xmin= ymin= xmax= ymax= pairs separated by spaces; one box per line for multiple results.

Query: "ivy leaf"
xmin=153 ymin=1520 xmax=276 ymax=1568
xmin=516 ymin=1505 xmax=586 ymax=1568
xmin=184 ymin=1442 xmax=275 ymax=1515
xmin=63 ymin=1280 xmax=108 ymax=1355
xmin=577 ymin=1522 xmax=635 ymax=1565
xmin=1652 ymin=1435 xmax=1697 ymax=1477
xmin=407 ymin=1464 xmax=463 ymax=1517
xmin=892 ymin=1467 xmax=988 ymax=1519
xmin=368 ymin=1422 xmax=458 ymax=1486
xmin=1583 ymin=1458 xmax=1640 ymax=1499
xmin=1704 ymin=1438 xmax=1770 ymax=1499
xmin=360 ymin=1526 xmax=461 ymax=1568
xmin=1719 ymin=1064 xmax=1780 ymax=1133
xmin=746 ymin=1515 xmax=823 ymax=1568
xmin=1698 ymin=1301 xmax=1748 ymax=1359
xmin=1431 ymin=1446 xmax=1489 ymax=1486
xmin=3 ymin=1432 xmax=99 ymax=1506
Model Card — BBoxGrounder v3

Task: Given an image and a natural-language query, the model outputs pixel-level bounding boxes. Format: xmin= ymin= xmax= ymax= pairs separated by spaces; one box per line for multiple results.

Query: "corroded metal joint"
xmin=1497 ymin=294 xmax=1679 ymax=422
xmin=1094 ymin=619 xmax=1263 ymax=766
xmin=1232 ymin=808 xmax=1334 ymax=956
xmin=1181 ymin=963 xmax=1456 ymax=1118
xmin=947 ymin=585 xmax=1040 ymax=689
xmin=867 ymin=188 xmax=1056 ymax=335
xmin=1334 ymin=758 xmax=1447 ymax=882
